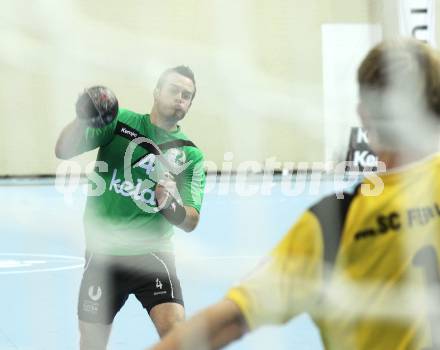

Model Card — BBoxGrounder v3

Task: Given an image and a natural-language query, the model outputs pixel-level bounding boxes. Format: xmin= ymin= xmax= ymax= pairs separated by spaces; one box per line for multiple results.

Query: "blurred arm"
xmin=55 ymin=119 xmax=89 ymax=160
xmin=177 ymin=152 xmax=206 ymax=232
xmin=155 ymin=182 xmax=200 ymax=232
xmin=150 ymin=210 xmax=324 ymax=350
xmin=55 ymin=113 xmax=117 ymax=160
xmin=178 ymin=206 xmax=200 ymax=232
xmin=148 ymin=299 xmax=247 ymax=350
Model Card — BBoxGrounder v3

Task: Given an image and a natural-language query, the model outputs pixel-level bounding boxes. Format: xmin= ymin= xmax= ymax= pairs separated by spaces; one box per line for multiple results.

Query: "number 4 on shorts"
xmin=155 ymin=278 xmax=163 ymax=290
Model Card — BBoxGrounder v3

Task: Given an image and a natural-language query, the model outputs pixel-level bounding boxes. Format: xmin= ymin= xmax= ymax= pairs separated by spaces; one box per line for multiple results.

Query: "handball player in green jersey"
xmin=55 ymin=66 xmax=206 ymax=349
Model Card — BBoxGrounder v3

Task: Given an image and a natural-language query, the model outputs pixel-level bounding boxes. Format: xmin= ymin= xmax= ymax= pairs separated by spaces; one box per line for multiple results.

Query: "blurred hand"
xmin=155 ymin=173 xmax=178 ymax=209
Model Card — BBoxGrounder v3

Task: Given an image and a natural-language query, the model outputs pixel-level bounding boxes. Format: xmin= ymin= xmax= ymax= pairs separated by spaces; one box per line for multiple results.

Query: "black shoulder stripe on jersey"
xmin=309 ymin=184 xmax=361 ymax=267
xmin=158 ymin=139 xmax=197 ymax=151
xmin=131 ymin=140 xmax=197 ymax=167
xmin=115 ymin=122 xmax=198 ymax=167
xmin=115 ymin=121 xmax=161 ymax=155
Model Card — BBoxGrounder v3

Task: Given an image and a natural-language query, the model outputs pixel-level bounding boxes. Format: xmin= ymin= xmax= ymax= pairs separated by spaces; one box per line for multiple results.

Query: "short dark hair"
xmin=156 ymin=65 xmax=197 ymax=101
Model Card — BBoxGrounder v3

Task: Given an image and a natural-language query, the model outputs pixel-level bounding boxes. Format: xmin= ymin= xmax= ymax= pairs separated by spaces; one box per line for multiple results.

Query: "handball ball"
xmin=76 ymin=85 xmax=119 ymax=128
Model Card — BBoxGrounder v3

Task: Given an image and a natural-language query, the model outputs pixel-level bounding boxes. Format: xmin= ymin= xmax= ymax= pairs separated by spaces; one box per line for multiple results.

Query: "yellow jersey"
xmin=227 ymin=154 xmax=440 ymax=350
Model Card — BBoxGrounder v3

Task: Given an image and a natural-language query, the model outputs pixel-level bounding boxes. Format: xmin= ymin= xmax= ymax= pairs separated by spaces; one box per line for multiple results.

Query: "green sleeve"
xmin=178 ymin=149 xmax=206 ymax=213
xmin=76 ymin=109 xmax=125 ymax=153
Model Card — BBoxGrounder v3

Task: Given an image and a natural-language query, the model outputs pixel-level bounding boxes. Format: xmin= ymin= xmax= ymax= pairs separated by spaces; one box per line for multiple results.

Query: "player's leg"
xmin=149 ymin=302 xmax=185 ymax=338
xmin=77 ymin=253 xmax=128 ymax=349
xmin=133 ymin=252 xmax=185 ymax=338
xmin=79 ymin=320 xmax=112 ymax=350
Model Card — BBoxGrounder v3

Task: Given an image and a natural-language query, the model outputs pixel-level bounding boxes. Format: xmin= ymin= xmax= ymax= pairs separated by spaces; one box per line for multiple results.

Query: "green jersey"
xmin=78 ymin=108 xmax=206 ymax=255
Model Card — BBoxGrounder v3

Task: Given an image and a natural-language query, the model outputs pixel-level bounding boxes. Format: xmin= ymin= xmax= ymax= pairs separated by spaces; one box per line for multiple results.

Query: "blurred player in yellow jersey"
xmin=147 ymin=39 xmax=440 ymax=350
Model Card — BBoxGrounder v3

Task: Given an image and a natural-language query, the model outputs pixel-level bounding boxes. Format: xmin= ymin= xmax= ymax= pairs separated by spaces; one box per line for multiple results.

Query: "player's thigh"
xmin=133 ymin=252 xmax=184 ymax=311
xmin=132 ymin=252 xmax=185 ymax=336
xmin=79 ymin=320 xmax=112 ymax=350
xmin=149 ymin=302 xmax=185 ymax=337
xmin=77 ymin=252 xmax=129 ymax=324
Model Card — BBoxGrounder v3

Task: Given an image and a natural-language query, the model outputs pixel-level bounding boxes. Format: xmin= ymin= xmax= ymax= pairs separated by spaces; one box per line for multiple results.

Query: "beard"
xmin=165 ymin=106 xmax=186 ymax=122
xmin=174 ymin=108 xmax=186 ymax=118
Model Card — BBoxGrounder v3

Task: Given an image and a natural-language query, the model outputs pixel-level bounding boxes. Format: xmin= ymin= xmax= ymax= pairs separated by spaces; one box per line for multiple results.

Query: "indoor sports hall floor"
xmin=0 ymin=175 xmax=345 ymax=350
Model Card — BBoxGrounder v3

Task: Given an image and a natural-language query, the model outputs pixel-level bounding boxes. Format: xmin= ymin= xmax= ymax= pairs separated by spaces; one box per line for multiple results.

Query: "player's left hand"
xmin=155 ymin=173 xmax=178 ymax=209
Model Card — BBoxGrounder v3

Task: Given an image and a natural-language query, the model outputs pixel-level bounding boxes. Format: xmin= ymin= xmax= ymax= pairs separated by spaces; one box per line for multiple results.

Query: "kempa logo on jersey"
xmin=109 ymin=168 xmax=156 ymax=206
xmin=120 ymin=127 xmax=138 ymax=138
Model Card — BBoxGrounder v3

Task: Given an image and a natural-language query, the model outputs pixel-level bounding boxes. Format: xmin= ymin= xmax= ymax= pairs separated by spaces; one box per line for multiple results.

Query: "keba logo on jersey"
xmin=109 ymin=169 xmax=156 ymax=206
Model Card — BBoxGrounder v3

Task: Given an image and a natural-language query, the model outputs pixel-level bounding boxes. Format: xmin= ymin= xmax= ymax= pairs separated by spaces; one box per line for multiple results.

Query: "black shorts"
xmin=77 ymin=251 xmax=184 ymax=324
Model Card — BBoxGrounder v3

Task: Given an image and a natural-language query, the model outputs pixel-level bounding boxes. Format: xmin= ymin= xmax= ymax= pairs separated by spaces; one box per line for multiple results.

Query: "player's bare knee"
xmin=154 ymin=314 xmax=184 ymax=338
xmin=149 ymin=303 xmax=185 ymax=337
xmin=79 ymin=321 xmax=111 ymax=350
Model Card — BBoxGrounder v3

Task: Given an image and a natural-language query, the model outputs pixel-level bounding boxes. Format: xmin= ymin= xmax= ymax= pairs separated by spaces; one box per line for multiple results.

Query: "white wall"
xmin=1 ymin=0 xmax=432 ymax=175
